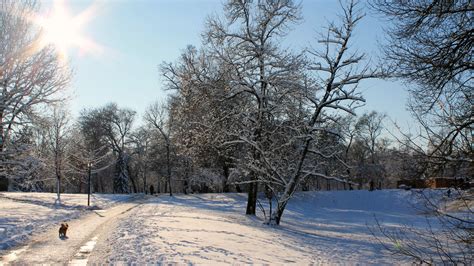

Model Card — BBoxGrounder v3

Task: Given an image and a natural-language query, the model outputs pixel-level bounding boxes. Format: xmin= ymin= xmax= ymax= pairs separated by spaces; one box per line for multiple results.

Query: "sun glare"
xmin=33 ymin=0 xmax=102 ymax=60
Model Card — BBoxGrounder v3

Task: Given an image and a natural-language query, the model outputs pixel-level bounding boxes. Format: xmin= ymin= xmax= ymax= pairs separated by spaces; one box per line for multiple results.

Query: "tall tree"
xmin=144 ymin=101 xmax=173 ymax=196
xmin=67 ymin=128 xmax=112 ymax=194
xmin=266 ymin=0 xmax=384 ymax=224
xmin=343 ymin=111 xmax=388 ymax=188
xmin=355 ymin=111 xmax=386 ymax=164
xmin=79 ymin=103 xmax=136 ymax=193
xmin=0 ymin=0 xmax=70 ymax=181
xmin=130 ymin=126 xmax=152 ymax=194
xmin=205 ymin=0 xmax=303 ymax=215
xmin=7 ymin=125 xmax=46 ymax=191
xmin=44 ymin=105 xmax=71 ymax=204
xmin=161 ymin=46 xmax=242 ymax=194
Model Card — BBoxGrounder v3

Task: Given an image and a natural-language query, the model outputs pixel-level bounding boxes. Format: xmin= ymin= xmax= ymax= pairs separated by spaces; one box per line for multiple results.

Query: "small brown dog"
xmin=59 ymin=223 xmax=68 ymax=238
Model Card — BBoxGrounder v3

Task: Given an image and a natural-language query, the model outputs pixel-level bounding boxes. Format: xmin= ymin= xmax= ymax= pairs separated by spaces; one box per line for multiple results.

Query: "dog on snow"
xmin=59 ymin=223 xmax=68 ymax=238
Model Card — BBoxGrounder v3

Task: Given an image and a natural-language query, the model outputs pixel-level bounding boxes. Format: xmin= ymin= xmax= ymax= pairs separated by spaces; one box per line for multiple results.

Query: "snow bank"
xmin=282 ymin=189 xmax=428 ymax=225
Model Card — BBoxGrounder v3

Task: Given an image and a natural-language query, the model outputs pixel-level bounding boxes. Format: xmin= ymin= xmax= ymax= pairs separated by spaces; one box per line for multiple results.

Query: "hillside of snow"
xmin=88 ymin=189 xmax=439 ymax=264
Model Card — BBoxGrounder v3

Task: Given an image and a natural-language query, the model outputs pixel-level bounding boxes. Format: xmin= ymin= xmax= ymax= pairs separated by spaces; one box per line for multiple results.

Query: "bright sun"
xmin=33 ymin=0 xmax=101 ymax=60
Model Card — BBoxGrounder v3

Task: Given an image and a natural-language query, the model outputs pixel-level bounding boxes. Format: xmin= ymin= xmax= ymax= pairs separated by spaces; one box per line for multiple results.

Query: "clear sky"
xmin=39 ymin=0 xmax=414 ymax=133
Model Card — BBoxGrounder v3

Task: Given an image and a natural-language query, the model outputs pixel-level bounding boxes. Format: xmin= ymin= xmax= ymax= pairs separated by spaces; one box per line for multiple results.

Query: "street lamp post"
xmin=87 ymin=162 xmax=92 ymax=207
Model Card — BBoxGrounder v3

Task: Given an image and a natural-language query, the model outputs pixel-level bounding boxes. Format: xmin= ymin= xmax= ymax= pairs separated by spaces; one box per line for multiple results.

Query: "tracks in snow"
xmin=0 ymin=196 xmax=146 ymax=265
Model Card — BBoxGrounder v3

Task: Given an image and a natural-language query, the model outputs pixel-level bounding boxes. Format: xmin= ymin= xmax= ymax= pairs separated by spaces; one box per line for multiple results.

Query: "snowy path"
xmin=0 ymin=197 xmax=145 ymax=265
xmin=0 ymin=192 xmax=133 ymax=251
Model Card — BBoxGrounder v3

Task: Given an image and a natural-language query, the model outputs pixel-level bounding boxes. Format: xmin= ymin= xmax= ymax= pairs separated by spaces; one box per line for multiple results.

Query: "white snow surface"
xmin=88 ymin=190 xmax=434 ymax=264
xmin=0 ymin=192 xmax=133 ymax=252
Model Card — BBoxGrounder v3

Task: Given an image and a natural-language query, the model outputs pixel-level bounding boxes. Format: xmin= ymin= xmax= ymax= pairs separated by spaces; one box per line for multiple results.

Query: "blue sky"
xmin=40 ymin=0 xmax=414 ymax=132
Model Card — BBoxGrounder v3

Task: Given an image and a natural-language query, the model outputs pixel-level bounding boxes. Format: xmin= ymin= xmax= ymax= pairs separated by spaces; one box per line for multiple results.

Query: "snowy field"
xmin=1 ymin=189 xmax=459 ymax=264
xmin=0 ymin=192 xmax=133 ymax=252
xmin=88 ymin=190 xmax=436 ymax=264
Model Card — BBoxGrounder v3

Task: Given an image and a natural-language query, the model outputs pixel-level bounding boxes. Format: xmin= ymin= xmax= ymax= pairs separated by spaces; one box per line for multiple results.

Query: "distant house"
xmin=426 ymin=177 xmax=470 ymax=189
xmin=397 ymin=177 xmax=471 ymax=189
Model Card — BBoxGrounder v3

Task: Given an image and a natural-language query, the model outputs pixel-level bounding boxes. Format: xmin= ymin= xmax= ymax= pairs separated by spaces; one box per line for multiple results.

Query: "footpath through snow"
xmin=0 ymin=192 xmax=133 ymax=252
xmin=0 ymin=193 xmax=142 ymax=265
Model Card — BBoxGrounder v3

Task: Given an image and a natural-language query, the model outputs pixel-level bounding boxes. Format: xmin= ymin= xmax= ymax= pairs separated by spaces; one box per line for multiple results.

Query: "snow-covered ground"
xmin=1 ymin=189 xmax=458 ymax=264
xmin=0 ymin=192 xmax=133 ymax=252
xmin=88 ymin=190 xmax=436 ymax=264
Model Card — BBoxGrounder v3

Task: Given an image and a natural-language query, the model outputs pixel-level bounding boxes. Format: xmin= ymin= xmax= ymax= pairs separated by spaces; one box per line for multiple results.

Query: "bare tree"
xmin=130 ymin=126 xmax=152 ymax=194
xmin=79 ymin=103 xmax=136 ymax=193
xmin=205 ymin=0 xmax=303 ymax=215
xmin=161 ymin=46 xmax=242 ymax=194
xmin=6 ymin=125 xmax=47 ymax=191
xmin=337 ymin=114 xmax=359 ymax=181
xmin=44 ymin=105 xmax=71 ymax=204
xmin=0 ymin=0 xmax=71 ymax=182
xmin=355 ymin=111 xmax=386 ymax=164
xmin=67 ymin=129 xmax=112 ymax=196
xmin=144 ymin=101 xmax=173 ymax=196
xmin=266 ymin=0 xmax=385 ymax=224
xmin=349 ymin=111 xmax=387 ymax=188
xmin=372 ymin=0 xmax=473 ymax=168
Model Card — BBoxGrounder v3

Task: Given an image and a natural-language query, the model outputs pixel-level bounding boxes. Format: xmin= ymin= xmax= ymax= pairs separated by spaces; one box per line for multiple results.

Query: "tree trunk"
xmin=99 ymin=175 xmax=105 ymax=193
xmin=246 ymin=43 xmax=267 ymax=216
xmin=79 ymin=178 xmax=83 ymax=193
xmin=129 ymin=174 xmax=137 ymax=193
xmin=128 ymin=163 xmax=138 ymax=193
xmin=114 ymin=153 xmax=129 ymax=193
xmin=272 ymin=203 xmax=286 ymax=225
xmin=246 ymin=180 xmax=258 ymax=215
xmin=271 ymin=136 xmax=313 ymax=224
xmin=0 ymin=113 xmax=7 ymax=191
xmin=166 ymin=144 xmax=172 ymax=196
xmin=222 ymin=164 xmax=230 ymax=193
xmin=246 ymin=131 xmax=261 ymax=215
xmin=56 ymin=175 xmax=61 ymax=204
xmin=183 ymin=179 xmax=188 ymax=194
xmin=143 ymin=165 xmax=147 ymax=194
